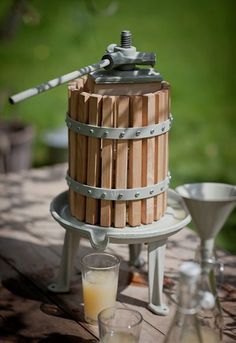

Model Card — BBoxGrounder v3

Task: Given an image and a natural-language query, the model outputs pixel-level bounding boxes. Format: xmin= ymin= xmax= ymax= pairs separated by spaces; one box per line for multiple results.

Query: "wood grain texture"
xmin=68 ymin=80 xmax=169 ymax=227
xmin=68 ymin=78 xmax=85 ymax=218
xmin=76 ymin=92 xmax=89 ymax=221
xmin=128 ymin=96 xmax=143 ymax=226
xmin=114 ymin=96 xmax=129 ymax=228
xmin=100 ymin=96 xmax=115 ymax=227
xmin=68 ymin=82 xmax=78 ymax=216
xmin=0 ymin=165 xmax=234 ymax=343
xmin=142 ymin=94 xmax=156 ymax=224
xmin=154 ymin=90 xmax=165 ymax=220
xmin=87 ymin=75 xmax=162 ymax=96
xmin=162 ymin=83 xmax=170 ymax=213
xmin=0 ymin=258 xmax=94 ymax=341
xmin=86 ymin=94 xmax=102 ymax=224
xmin=93 ymin=83 xmax=162 ymax=95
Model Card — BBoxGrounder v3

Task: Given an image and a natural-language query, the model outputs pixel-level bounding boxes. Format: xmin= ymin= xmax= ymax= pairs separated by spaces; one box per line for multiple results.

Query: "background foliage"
xmin=0 ymin=0 xmax=235 ymax=252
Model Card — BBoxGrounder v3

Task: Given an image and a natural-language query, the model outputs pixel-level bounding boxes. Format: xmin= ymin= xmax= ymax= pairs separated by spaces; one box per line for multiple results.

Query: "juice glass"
xmin=98 ymin=307 xmax=143 ymax=343
xmin=81 ymin=252 xmax=120 ymax=325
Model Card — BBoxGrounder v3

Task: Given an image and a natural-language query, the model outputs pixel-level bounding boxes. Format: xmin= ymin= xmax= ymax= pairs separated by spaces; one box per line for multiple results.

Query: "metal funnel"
xmin=176 ymin=183 xmax=236 ymax=260
xmin=176 ymin=183 xmax=236 ymax=241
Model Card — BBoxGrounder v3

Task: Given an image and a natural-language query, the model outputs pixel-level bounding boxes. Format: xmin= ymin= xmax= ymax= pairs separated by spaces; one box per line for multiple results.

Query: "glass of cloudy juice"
xmin=81 ymin=252 xmax=120 ymax=325
xmin=98 ymin=307 xmax=143 ymax=343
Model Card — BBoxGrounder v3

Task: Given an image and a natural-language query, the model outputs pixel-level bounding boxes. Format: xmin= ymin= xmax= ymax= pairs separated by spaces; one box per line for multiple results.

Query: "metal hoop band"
xmin=66 ymin=173 xmax=170 ymax=201
xmin=66 ymin=113 xmax=173 ymax=140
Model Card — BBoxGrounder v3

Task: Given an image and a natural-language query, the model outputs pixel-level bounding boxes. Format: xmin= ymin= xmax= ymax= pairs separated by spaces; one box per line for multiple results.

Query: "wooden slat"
xmin=142 ymin=94 xmax=155 ymax=224
xmin=114 ymin=96 xmax=129 ymax=228
xmin=154 ymin=91 xmax=165 ymax=220
xmin=162 ymin=82 xmax=170 ymax=213
xmin=100 ymin=96 xmax=115 ymax=227
xmin=86 ymin=94 xmax=102 ymax=224
xmin=68 ymin=79 xmax=85 ymax=217
xmin=68 ymin=81 xmax=76 ymax=215
xmin=128 ymin=96 xmax=143 ymax=226
xmin=76 ymin=76 xmax=87 ymax=89
xmin=76 ymin=78 xmax=85 ymax=92
xmin=75 ymin=92 xmax=89 ymax=221
xmin=68 ymin=82 xmax=78 ymax=216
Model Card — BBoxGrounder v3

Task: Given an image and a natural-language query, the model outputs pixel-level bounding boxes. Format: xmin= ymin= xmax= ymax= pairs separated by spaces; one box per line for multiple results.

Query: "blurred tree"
xmin=0 ymin=0 xmax=40 ymax=42
xmin=0 ymin=0 xmax=27 ymax=41
xmin=0 ymin=0 xmax=118 ymax=43
xmin=86 ymin=0 xmax=119 ymax=16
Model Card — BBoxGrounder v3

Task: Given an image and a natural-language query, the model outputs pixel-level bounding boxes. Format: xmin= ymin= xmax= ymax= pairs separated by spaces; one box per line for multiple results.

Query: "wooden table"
xmin=0 ymin=164 xmax=235 ymax=342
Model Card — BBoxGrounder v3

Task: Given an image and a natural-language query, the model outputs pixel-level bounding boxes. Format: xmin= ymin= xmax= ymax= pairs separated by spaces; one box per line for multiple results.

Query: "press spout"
xmin=89 ymin=230 xmax=109 ymax=251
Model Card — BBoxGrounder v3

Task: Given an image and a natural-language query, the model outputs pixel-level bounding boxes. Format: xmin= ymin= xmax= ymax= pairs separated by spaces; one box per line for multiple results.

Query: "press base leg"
xmin=129 ymin=244 xmax=144 ymax=268
xmin=48 ymin=229 xmax=80 ymax=293
xmin=147 ymin=240 xmax=169 ymax=316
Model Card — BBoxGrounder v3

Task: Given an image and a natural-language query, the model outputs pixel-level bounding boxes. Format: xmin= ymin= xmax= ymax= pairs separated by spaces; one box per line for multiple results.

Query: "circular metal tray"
xmin=50 ymin=189 xmax=191 ymax=250
xmin=50 ymin=189 xmax=191 ymax=249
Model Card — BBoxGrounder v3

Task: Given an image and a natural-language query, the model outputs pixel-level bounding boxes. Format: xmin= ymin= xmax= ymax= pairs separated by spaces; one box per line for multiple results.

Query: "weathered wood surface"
xmin=86 ymin=94 xmax=102 ymax=225
xmin=0 ymin=164 xmax=235 ymax=342
xmin=114 ymin=96 xmax=129 ymax=228
xmin=128 ymin=96 xmax=142 ymax=226
xmin=100 ymin=96 xmax=114 ymax=227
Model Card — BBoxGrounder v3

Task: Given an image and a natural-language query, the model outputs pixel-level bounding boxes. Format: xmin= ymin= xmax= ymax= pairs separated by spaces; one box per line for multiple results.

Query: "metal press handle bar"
xmin=9 ymin=31 xmax=157 ymax=105
xmin=9 ymin=59 xmax=110 ymax=104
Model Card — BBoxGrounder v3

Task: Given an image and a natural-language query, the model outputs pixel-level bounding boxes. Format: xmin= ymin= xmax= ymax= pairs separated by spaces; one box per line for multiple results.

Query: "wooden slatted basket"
xmin=67 ymin=75 xmax=170 ymax=228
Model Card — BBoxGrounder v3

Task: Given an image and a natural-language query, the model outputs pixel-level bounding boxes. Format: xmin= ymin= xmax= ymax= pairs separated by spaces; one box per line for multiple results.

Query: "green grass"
xmin=0 ymin=0 xmax=235 ymax=252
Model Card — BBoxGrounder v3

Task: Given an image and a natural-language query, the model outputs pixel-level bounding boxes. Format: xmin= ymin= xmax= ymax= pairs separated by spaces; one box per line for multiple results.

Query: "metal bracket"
xmin=90 ymin=68 xmax=162 ymax=84
xmin=66 ymin=173 xmax=170 ymax=201
xmin=66 ymin=113 xmax=173 ymax=140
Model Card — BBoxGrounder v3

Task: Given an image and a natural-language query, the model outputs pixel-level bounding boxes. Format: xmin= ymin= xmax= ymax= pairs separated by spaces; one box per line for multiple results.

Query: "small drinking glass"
xmin=81 ymin=252 xmax=120 ymax=325
xmin=98 ymin=307 xmax=143 ymax=343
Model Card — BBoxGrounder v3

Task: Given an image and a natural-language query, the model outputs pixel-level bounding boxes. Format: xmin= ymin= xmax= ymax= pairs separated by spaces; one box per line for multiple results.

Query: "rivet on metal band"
xmin=66 ymin=173 xmax=170 ymax=201
xmin=65 ymin=112 xmax=173 ymax=140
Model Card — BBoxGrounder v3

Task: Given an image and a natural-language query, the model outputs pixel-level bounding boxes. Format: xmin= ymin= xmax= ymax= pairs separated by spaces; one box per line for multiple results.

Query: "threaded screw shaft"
xmin=120 ymin=30 xmax=132 ymax=48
